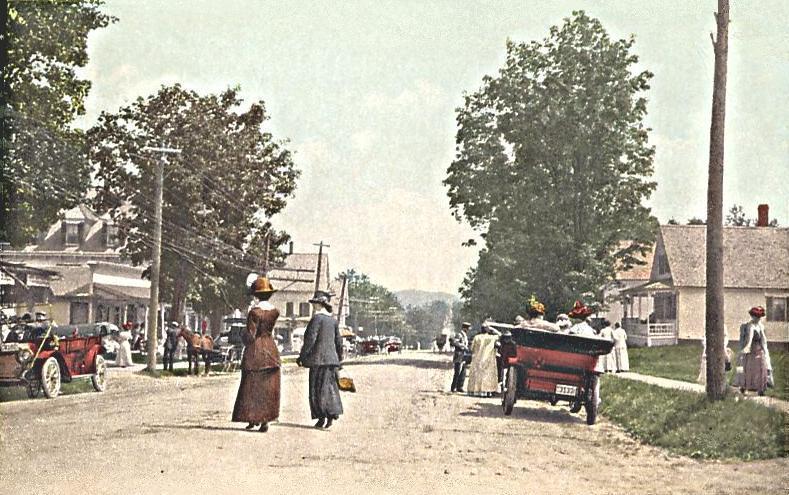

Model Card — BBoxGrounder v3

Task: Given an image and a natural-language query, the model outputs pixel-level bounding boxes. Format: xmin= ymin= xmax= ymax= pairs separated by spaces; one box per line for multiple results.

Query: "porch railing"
xmin=622 ymin=318 xmax=677 ymax=347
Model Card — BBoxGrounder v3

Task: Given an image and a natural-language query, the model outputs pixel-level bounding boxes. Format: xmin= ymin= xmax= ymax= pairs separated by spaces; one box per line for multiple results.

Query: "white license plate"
xmin=555 ymin=384 xmax=577 ymax=396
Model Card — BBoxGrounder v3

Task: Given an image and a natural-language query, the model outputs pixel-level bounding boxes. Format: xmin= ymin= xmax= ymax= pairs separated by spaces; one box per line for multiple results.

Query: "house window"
xmin=766 ymin=297 xmax=788 ymax=322
xmin=65 ymin=222 xmax=80 ymax=246
xmin=299 ymin=302 xmax=311 ymax=317
xmin=286 ymin=302 xmax=294 ymax=317
xmin=106 ymin=224 xmax=120 ymax=248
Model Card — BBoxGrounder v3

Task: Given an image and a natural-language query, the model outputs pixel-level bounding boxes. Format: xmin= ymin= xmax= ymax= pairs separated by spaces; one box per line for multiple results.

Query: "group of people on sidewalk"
xmin=449 ymin=297 xmax=629 ymax=397
xmin=231 ymin=275 xmax=345 ymax=433
xmin=697 ymin=306 xmax=774 ymax=396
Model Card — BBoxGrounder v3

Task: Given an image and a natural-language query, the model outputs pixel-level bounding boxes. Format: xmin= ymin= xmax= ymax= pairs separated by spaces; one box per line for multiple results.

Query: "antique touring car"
xmin=0 ymin=324 xmax=107 ymax=399
xmin=494 ymin=323 xmax=613 ymax=425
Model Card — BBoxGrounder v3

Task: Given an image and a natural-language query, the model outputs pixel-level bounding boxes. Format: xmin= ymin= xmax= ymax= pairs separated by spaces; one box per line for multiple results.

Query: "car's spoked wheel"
xmin=91 ymin=355 xmax=107 ymax=392
xmin=502 ymin=366 xmax=517 ymax=416
xmin=40 ymin=357 xmax=61 ymax=399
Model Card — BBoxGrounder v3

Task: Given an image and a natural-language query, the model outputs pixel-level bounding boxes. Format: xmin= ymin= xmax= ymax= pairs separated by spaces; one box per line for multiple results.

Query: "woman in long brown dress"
xmin=232 ymin=275 xmax=281 ymax=432
xmin=735 ymin=306 xmax=772 ymax=396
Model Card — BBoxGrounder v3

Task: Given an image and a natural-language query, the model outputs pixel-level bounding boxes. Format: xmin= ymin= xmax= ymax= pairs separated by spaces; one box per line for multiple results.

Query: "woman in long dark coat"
xmin=232 ymin=275 xmax=281 ymax=432
xmin=297 ymin=290 xmax=343 ymax=429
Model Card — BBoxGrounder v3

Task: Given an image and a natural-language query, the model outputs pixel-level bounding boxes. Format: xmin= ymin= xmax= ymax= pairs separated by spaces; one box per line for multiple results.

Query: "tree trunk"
xmin=705 ymin=0 xmax=729 ymax=401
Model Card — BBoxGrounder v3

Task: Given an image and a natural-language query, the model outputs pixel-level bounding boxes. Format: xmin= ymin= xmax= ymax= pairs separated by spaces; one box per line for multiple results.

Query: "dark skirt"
xmin=743 ymin=345 xmax=768 ymax=392
xmin=232 ymin=367 xmax=280 ymax=424
xmin=308 ymin=366 xmax=343 ymax=420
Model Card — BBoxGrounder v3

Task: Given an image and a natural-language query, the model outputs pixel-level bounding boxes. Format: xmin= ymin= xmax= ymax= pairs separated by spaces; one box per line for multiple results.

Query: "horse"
xmin=177 ymin=328 xmax=215 ymax=375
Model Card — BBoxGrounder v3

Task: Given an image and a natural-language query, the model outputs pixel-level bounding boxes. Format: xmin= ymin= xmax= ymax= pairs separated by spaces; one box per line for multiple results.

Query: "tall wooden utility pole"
xmin=142 ymin=146 xmax=181 ymax=373
xmin=705 ymin=0 xmax=729 ymax=400
xmin=313 ymin=241 xmax=329 ymax=293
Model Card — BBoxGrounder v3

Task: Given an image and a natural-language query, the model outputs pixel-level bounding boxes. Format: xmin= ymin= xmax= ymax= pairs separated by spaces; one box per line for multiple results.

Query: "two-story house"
xmin=3 ymin=204 xmax=151 ymax=326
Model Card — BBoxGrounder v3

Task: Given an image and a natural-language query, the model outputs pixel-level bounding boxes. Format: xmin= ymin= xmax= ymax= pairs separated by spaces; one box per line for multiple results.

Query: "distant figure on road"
xmin=611 ymin=322 xmax=629 ymax=372
xmin=232 ymin=275 xmax=281 ymax=433
xmin=297 ymin=290 xmax=343 ymax=429
xmin=733 ymin=306 xmax=772 ymax=395
xmin=115 ymin=322 xmax=134 ymax=367
xmin=450 ymin=322 xmax=471 ymax=393
xmin=162 ymin=321 xmax=179 ymax=372
xmin=467 ymin=321 xmax=500 ymax=397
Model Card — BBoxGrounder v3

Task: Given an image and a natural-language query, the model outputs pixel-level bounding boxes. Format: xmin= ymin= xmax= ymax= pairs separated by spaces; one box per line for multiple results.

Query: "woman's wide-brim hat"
xmin=748 ymin=306 xmax=765 ymax=318
xmin=308 ymin=290 xmax=332 ymax=305
xmin=249 ymin=275 xmax=277 ymax=296
xmin=568 ymin=300 xmax=594 ymax=319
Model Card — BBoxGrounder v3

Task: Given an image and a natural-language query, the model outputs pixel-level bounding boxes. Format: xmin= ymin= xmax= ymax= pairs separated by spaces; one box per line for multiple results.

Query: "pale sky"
xmin=77 ymin=0 xmax=788 ymax=294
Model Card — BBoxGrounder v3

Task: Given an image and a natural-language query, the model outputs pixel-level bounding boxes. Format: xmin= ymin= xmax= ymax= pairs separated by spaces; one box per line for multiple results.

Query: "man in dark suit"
xmin=450 ymin=322 xmax=471 ymax=392
xmin=162 ymin=321 xmax=179 ymax=372
xmin=297 ymin=290 xmax=344 ymax=429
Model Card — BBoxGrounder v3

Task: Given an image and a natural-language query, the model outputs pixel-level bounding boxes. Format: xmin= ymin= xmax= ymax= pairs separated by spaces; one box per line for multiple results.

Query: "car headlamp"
xmin=16 ymin=345 xmax=33 ymax=364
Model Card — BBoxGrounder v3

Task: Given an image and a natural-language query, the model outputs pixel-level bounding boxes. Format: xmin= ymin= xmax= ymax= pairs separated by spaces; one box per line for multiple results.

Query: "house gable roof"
xmin=658 ymin=225 xmax=789 ymax=289
xmin=267 ymin=253 xmax=330 ymax=293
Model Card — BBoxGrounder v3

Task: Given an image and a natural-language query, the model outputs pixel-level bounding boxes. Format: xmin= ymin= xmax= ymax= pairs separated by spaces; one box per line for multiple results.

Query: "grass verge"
xmin=628 ymin=342 xmax=787 ymax=401
xmin=600 ymin=374 xmax=787 ymax=460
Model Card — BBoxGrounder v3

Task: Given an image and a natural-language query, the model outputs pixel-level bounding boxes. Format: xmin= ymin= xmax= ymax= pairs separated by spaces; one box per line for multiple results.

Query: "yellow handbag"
xmin=337 ymin=367 xmax=356 ymax=393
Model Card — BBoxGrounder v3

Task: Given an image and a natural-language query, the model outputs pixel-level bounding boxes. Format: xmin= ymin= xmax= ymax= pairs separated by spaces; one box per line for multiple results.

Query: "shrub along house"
xmin=3 ymin=205 xmax=150 ymax=326
xmin=620 ymin=215 xmax=788 ymax=347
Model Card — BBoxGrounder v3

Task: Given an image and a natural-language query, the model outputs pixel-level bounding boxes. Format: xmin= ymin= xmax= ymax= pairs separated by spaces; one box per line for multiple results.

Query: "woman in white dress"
xmin=466 ymin=324 xmax=501 ymax=397
xmin=612 ymin=322 xmax=629 ymax=372
xmin=115 ymin=322 xmax=134 ymax=368
xmin=598 ymin=320 xmax=615 ymax=372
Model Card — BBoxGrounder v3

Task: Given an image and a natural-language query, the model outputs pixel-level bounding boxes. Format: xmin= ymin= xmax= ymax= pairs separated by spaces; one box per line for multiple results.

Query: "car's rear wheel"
xmin=91 ymin=354 xmax=107 ymax=392
xmin=40 ymin=357 xmax=61 ymax=399
xmin=585 ymin=375 xmax=599 ymax=425
xmin=502 ymin=366 xmax=517 ymax=416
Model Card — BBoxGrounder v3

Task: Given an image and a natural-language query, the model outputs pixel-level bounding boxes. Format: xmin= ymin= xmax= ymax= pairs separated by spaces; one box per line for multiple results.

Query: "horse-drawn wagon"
xmin=0 ymin=323 xmax=107 ymax=399
xmin=495 ymin=323 xmax=613 ymax=425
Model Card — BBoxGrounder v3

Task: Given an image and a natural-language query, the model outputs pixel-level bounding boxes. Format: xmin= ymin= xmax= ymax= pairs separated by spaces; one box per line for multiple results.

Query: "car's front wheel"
xmin=91 ymin=354 xmax=107 ymax=392
xmin=40 ymin=357 xmax=61 ymax=399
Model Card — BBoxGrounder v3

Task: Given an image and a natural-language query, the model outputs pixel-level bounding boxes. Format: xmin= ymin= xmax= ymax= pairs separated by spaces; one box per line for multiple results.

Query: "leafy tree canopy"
xmin=1 ymin=0 xmax=114 ymax=245
xmin=341 ymin=269 xmax=405 ymax=339
xmin=445 ymin=11 xmax=657 ymax=320
xmin=89 ymin=84 xmax=299 ymax=322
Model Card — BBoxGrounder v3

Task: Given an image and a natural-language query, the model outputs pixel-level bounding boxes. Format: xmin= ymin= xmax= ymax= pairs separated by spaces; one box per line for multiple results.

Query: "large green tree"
xmin=1 ymin=0 xmax=113 ymax=245
xmin=89 ymin=84 xmax=299 ymax=323
xmin=445 ymin=11 xmax=657 ymax=320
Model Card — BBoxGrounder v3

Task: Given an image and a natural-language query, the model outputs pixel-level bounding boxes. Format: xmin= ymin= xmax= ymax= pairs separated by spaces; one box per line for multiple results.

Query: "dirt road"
xmin=1 ymin=352 xmax=786 ymax=494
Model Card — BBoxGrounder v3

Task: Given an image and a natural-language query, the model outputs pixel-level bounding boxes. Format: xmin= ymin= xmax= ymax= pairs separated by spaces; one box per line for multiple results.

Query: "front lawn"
xmin=600 ymin=375 xmax=787 ymax=460
xmin=628 ymin=341 xmax=787 ymax=401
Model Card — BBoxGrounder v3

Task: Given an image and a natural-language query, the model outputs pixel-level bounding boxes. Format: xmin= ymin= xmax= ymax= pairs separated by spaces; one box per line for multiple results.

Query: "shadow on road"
xmin=146 ymin=421 xmax=321 ymax=433
xmin=460 ymin=400 xmax=584 ymax=425
xmin=343 ymin=357 xmax=451 ymax=370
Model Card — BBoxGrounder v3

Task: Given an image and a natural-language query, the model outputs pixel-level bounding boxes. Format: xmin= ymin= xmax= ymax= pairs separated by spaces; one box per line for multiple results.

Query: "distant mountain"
xmin=395 ymin=290 xmax=459 ymax=308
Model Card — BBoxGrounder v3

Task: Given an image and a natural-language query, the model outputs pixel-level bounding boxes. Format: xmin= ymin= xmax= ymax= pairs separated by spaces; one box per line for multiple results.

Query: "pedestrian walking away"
xmin=297 ymin=290 xmax=343 ymax=429
xmin=611 ymin=322 xmax=629 ymax=372
xmin=466 ymin=320 xmax=500 ymax=397
xmin=232 ymin=274 xmax=281 ymax=433
xmin=450 ymin=322 xmax=470 ymax=393
xmin=162 ymin=321 xmax=179 ymax=372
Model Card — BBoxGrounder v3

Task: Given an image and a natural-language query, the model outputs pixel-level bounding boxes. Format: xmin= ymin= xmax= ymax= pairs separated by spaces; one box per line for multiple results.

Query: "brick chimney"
xmin=757 ymin=204 xmax=769 ymax=227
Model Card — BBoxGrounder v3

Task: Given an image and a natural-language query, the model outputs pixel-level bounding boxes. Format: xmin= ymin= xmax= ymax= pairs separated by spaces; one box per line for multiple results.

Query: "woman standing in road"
xmin=232 ymin=275 xmax=281 ymax=432
xmin=297 ymin=290 xmax=344 ymax=429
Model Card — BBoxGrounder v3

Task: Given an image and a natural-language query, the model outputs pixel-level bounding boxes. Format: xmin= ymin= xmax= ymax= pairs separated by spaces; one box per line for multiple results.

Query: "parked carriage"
xmin=0 ymin=323 xmax=107 ymax=399
xmin=494 ymin=323 xmax=613 ymax=425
